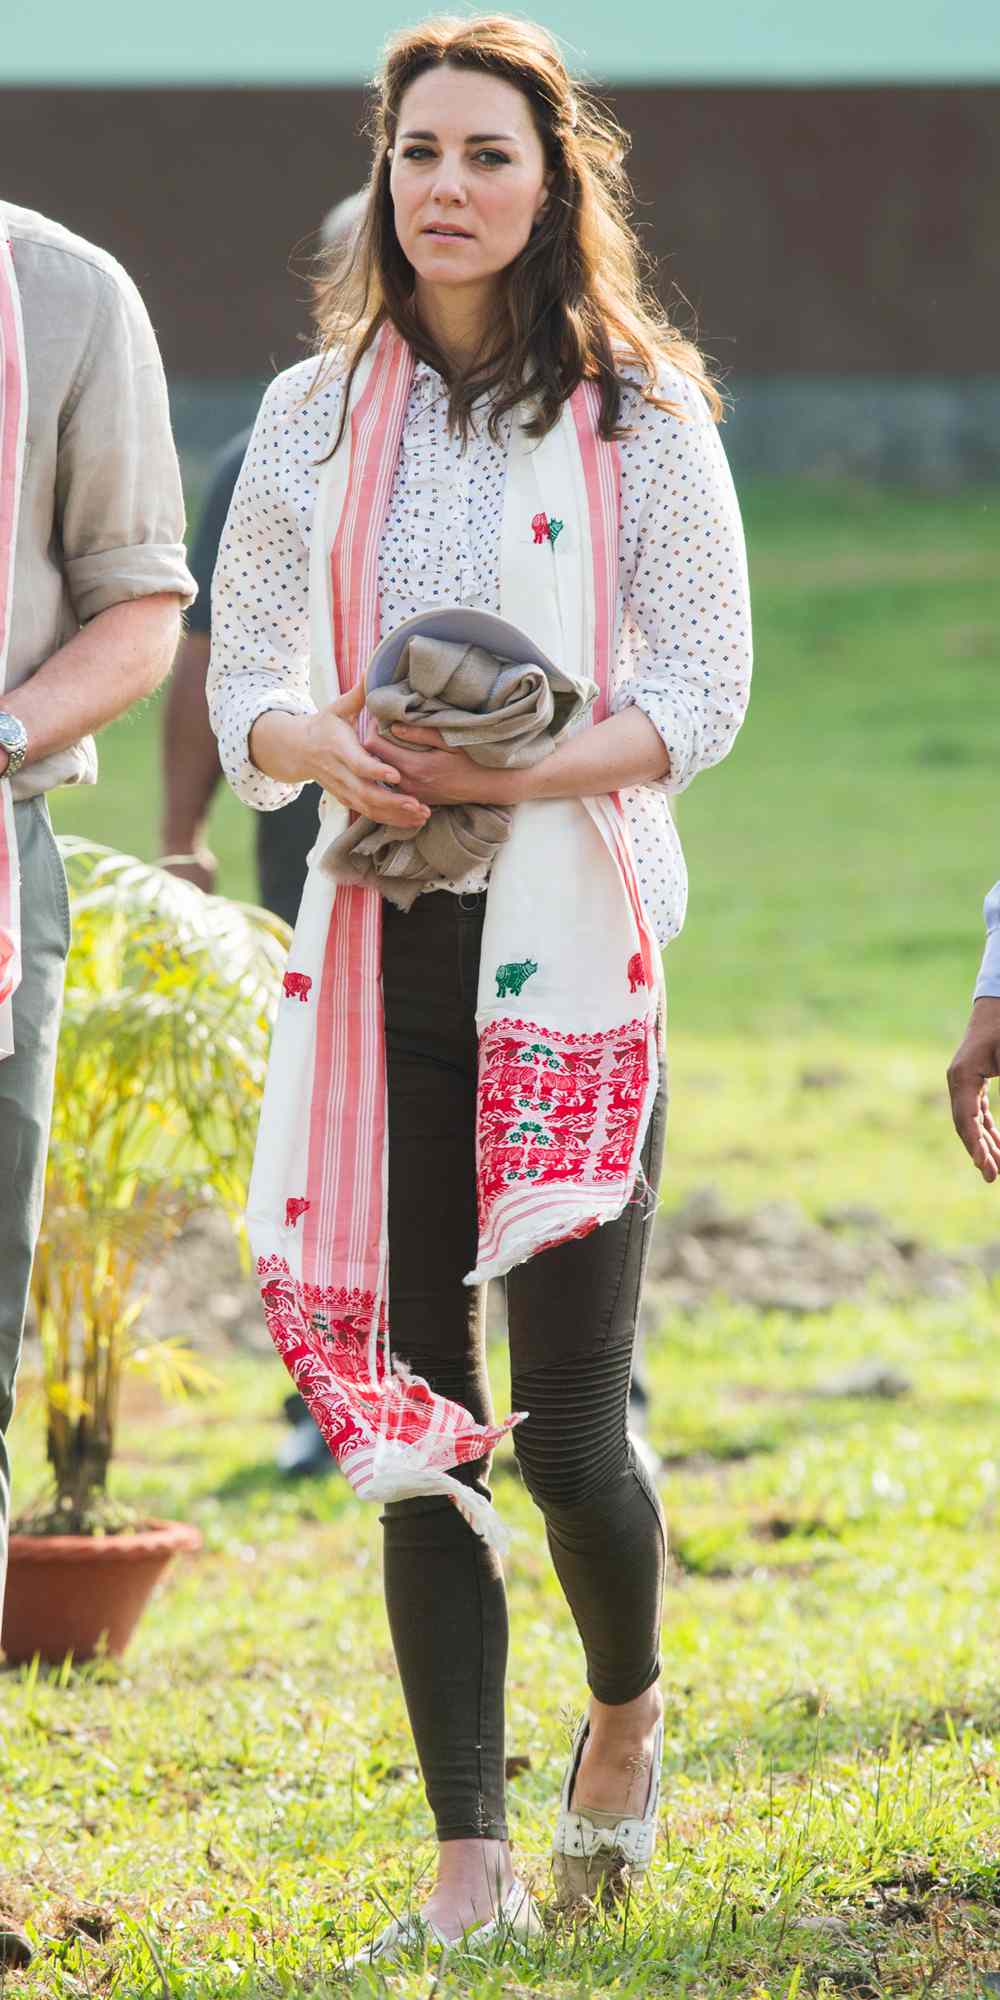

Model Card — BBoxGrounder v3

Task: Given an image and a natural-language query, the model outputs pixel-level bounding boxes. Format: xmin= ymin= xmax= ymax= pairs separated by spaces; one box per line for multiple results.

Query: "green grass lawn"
xmin=5 ymin=481 xmax=997 ymax=1998
xmin=4 ymin=1299 xmax=1000 ymax=1996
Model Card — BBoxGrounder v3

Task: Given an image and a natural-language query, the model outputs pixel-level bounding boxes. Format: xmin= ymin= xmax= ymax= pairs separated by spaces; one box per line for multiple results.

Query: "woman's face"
xmin=389 ymin=65 xmax=549 ymax=294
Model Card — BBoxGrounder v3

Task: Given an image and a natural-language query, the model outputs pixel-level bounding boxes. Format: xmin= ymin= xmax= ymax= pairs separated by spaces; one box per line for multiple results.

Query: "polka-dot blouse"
xmin=207 ymin=352 xmax=752 ymax=947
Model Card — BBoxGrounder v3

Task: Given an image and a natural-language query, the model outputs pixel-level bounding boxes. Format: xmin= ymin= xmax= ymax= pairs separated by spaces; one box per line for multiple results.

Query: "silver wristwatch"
xmin=0 ymin=711 xmax=28 ymax=778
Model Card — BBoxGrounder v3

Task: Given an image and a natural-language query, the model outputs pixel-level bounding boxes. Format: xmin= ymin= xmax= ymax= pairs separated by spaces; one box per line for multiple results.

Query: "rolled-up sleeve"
xmin=207 ymin=371 xmax=317 ymax=811
xmin=612 ymin=368 xmax=752 ymax=795
xmin=974 ymin=881 xmax=1000 ymax=999
xmin=57 ymin=264 xmax=196 ymax=622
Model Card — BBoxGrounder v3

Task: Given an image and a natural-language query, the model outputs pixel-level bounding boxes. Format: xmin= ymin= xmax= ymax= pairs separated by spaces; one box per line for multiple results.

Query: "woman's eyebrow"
xmin=399 ymin=129 xmax=521 ymax=144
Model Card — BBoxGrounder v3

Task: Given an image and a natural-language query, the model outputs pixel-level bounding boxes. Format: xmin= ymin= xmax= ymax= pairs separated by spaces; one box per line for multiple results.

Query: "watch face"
xmin=0 ymin=713 xmax=27 ymax=769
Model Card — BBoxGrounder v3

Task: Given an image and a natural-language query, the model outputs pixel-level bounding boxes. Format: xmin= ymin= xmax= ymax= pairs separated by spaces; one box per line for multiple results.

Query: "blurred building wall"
xmin=3 ymin=7 xmax=998 ymax=481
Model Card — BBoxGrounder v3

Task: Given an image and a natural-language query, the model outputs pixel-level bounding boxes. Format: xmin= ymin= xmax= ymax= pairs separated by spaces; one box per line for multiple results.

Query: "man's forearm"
xmin=1 ymin=593 xmax=183 ymax=771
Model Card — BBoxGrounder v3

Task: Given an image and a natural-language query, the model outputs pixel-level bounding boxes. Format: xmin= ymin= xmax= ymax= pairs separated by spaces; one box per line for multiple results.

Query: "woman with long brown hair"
xmin=209 ymin=14 xmax=751 ymax=1959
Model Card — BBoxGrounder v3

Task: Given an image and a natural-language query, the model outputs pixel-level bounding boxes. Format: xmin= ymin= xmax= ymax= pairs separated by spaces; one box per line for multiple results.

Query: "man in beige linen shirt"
xmin=0 ymin=206 xmax=194 ymax=1805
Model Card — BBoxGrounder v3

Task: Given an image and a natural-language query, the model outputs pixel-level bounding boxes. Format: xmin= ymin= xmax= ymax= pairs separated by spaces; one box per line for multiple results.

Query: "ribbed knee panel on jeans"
xmin=511 ymin=1343 xmax=666 ymax=1704
xmin=511 ymin=1342 xmax=636 ymax=1506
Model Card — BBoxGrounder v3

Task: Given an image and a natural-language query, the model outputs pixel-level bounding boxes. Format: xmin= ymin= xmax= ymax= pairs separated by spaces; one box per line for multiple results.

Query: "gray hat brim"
xmin=366 ymin=605 xmax=586 ymax=697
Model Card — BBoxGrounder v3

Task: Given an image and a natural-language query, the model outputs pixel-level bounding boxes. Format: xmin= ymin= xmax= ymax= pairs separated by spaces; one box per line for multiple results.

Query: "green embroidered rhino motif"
xmin=496 ymin=958 xmax=538 ymax=998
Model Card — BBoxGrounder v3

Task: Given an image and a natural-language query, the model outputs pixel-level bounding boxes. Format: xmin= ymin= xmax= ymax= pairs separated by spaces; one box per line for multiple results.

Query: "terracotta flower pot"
xmin=1 ymin=1518 xmax=202 ymax=1666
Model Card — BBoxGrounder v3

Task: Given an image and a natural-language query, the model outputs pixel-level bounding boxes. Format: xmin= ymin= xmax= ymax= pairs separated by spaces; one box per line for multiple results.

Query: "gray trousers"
xmin=0 ymin=798 xmax=70 ymax=1601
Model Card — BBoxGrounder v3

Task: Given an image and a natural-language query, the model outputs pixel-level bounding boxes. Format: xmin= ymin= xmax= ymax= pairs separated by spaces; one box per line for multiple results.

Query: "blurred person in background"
xmin=0 ymin=202 xmax=193 ymax=1974
xmin=207 ymin=17 xmax=750 ymax=1953
xmin=947 ymin=881 xmax=1000 ymax=1182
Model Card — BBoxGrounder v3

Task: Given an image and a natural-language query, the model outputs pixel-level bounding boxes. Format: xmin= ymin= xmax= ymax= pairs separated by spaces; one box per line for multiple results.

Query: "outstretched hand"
xmin=947 ymin=997 xmax=1000 ymax=1183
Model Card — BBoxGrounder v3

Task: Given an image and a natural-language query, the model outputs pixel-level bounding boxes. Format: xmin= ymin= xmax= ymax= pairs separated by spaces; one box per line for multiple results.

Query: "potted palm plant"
xmin=2 ymin=838 xmax=287 ymax=1665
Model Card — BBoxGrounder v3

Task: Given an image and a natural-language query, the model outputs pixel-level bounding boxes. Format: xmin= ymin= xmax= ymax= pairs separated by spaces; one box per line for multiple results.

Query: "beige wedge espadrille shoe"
xmin=551 ymin=1715 xmax=664 ymax=1909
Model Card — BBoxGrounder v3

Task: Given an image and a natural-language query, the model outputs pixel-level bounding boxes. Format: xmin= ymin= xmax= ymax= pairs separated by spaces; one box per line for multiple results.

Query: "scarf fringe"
xmin=360 ymin=1441 xmax=513 ymax=1554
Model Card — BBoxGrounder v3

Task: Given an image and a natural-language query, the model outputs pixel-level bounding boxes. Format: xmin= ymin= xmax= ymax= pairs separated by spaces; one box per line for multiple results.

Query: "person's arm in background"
xmin=0 ymin=258 xmax=194 ymax=773
xmin=947 ymin=881 xmax=1000 ymax=1184
xmin=160 ymin=432 xmax=249 ymax=890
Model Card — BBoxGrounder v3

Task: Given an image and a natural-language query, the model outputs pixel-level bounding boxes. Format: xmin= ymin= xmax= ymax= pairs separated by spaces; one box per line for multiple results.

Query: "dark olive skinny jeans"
xmin=380 ymin=889 xmax=667 ymax=1843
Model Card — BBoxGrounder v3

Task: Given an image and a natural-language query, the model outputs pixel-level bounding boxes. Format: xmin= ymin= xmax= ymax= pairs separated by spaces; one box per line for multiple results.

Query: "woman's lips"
xmin=423 ymin=226 xmax=473 ymax=238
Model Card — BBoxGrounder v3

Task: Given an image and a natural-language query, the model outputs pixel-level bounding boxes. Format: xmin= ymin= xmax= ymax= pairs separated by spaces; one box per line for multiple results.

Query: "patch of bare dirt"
xmin=80 ymin=1183 xmax=1000 ymax=1364
xmin=644 ymin=1185 xmax=999 ymax=1322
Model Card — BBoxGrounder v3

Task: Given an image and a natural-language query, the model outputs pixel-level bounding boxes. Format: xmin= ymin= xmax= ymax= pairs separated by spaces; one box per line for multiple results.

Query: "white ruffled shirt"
xmin=208 ymin=353 xmax=752 ymax=946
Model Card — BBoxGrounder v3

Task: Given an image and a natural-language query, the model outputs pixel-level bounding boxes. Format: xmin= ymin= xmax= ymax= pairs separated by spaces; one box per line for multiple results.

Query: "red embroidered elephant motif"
xmin=285 ymin=1196 xmax=310 ymax=1227
xmin=531 ymin=511 xmax=549 ymax=545
xmin=283 ymin=970 xmax=312 ymax=1002
xmin=627 ymin=951 xmax=648 ymax=993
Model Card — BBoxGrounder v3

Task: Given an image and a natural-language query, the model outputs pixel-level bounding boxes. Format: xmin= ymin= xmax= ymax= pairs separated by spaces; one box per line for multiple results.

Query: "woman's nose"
xmin=429 ymin=155 xmax=469 ymax=203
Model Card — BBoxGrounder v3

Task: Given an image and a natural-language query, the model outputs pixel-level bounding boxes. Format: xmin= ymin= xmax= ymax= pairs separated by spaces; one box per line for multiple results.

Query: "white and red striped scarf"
xmin=247 ymin=325 xmax=663 ymax=1548
xmin=0 ymin=212 xmax=27 ymax=1061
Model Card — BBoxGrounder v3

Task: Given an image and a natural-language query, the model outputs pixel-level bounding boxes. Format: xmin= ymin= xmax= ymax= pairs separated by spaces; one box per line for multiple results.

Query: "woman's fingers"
xmin=308 ymin=751 xmax=428 ymax=824
xmin=312 ymin=730 xmax=404 ymax=791
xmin=345 ymin=780 xmax=429 ymax=827
xmin=389 ymin=723 xmax=447 ymax=749
xmin=337 ymin=731 xmax=403 ymax=786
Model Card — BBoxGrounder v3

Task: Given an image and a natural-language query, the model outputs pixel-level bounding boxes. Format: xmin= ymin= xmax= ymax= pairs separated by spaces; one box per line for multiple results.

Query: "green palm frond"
xmin=29 ymin=839 xmax=288 ymax=1532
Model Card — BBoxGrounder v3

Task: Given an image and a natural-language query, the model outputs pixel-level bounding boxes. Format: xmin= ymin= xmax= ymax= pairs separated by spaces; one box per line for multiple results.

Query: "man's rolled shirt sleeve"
xmin=57 ymin=264 xmax=196 ymax=622
xmin=974 ymin=881 xmax=1000 ymax=1000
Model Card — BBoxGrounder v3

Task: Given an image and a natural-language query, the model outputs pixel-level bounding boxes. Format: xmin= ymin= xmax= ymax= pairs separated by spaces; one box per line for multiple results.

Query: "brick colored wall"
xmin=2 ymin=85 xmax=997 ymax=379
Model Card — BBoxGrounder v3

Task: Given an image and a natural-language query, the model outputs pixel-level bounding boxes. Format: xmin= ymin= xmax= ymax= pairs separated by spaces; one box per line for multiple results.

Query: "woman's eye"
xmin=402 ymin=146 xmax=434 ymax=161
xmin=475 ymin=150 xmax=510 ymax=167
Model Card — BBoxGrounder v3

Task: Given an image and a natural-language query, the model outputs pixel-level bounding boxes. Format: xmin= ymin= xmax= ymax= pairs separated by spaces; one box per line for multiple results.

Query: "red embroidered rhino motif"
xmin=627 ymin=951 xmax=648 ymax=993
xmin=531 ymin=511 xmax=549 ymax=545
xmin=285 ymin=1197 xmax=310 ymax=1228
xmin=283 ymin=970 xmax=312 ymax=1002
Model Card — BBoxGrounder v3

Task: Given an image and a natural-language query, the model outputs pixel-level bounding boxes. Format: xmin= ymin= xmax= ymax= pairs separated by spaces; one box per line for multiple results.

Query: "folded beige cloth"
xmin=324 ymin=635 xmax=583 ymax=911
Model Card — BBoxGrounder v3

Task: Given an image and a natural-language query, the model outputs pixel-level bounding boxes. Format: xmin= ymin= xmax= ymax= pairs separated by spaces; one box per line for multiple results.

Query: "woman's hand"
xmin=252 ymin=688 xmax=430 ymax=830
xmin=378 ymin=724 xmax=518 ymax=808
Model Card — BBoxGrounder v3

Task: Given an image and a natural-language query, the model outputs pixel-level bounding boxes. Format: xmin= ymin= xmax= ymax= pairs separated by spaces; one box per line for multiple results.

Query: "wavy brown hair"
xmin=313 ymin=14 xmax=721 ymax=446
